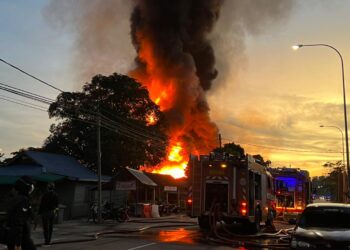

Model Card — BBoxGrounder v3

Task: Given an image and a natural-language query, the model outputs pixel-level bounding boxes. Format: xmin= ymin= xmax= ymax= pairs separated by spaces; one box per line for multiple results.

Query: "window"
xmin=254 ymin=173 xmax=262 ymax=200
xmin=299 ymin=207 xmax=350 ymax=229
xmin=277 ymin=194 xmax=294 ymax=208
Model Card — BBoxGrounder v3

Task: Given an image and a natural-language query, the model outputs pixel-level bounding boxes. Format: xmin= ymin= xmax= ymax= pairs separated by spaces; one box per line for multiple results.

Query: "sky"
xmin=1 ymin=0 xmax=350 ymax=176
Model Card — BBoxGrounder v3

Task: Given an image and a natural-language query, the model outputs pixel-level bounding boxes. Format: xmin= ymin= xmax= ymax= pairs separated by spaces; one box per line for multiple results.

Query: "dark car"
xmin=291 ymin=203 xmax=350 ymax=249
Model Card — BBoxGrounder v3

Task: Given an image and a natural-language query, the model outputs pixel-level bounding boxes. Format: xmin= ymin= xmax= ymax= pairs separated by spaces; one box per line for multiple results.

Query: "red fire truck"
xmin=269 ymin=167 xmax=311 ymax=223
xmin=186 ymin=153 xmax=276 ymax=231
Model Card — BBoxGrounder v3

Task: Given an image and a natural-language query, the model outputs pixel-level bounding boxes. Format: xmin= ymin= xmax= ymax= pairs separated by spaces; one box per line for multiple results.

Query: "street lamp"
xmin=293 ymin=43 xmax=350 ymax=197
xmin=320 ymin=125 xmax=345 ymax=166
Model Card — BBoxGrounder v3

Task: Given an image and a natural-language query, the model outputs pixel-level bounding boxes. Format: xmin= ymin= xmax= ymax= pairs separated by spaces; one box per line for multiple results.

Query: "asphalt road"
xmin=36 ymin=221 xmax=293 ymax=250
xmin=38 ymin=228 xmax=239 ymax=250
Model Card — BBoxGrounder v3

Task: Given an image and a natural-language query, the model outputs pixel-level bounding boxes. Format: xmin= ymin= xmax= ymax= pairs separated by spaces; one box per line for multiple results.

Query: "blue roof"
xmin=0 ymin=165 xmax=42 ymax=176
xmin=0 ymin=151 xmax=110 ymax=182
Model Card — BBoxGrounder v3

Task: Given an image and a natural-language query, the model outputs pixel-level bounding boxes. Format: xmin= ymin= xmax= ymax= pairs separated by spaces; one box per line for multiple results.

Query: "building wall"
xmin=56 ymin=181 xmax=75 ymax=219
xmin=71 ymin=182 xmax=92 ymax=218
xmin=56 ymin=181 xmax=96 ymax=219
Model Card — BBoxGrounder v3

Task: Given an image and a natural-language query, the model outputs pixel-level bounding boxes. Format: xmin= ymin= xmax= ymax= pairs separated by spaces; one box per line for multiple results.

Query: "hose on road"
xmin=205 ymin=203 xmax=293 ymax=249
xmin=36 ymin=221 xmax=196 ymax=247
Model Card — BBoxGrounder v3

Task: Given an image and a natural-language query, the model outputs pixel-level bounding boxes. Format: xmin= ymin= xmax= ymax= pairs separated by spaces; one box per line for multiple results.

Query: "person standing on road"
xmin=39 ymin=183 xmax=58 ymax=246
xmin=6 ymin=176 xmax=36 ymax=250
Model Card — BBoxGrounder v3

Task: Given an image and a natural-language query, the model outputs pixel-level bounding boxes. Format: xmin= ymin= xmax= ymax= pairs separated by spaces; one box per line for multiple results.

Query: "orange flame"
xmin=130 ymin=30 xmax=218 ymax=179
xmin=153 ymin=142 xmax=187 ymax=179
xmin=146 ymin=111 xmax=157 ymax=126
xmin=140 ymin=141 xmax=187 ymax=179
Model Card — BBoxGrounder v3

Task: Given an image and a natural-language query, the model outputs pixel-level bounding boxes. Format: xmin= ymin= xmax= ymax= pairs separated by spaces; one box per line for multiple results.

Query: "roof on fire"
xmin=125 ymin=167 xmax=157 ymax=186
xmin=145 ymin=172 xmax=187 ymax=187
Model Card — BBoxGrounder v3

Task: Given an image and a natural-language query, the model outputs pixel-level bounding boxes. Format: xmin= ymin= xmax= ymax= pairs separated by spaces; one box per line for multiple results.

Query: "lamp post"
xmin=293 ymin=43 xmax=350 ymax=197
xmin=320 ymin=125 xmax=345 ymax=166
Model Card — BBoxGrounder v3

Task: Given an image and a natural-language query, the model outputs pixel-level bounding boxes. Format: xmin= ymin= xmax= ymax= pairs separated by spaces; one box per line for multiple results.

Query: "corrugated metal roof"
xmin=25 ymin=151 xmax=107 ymax=182
xmin=126 ymin=167 xmax=157 ymax=186
xmin=0 ymin=165 xmax=42 ymax=176
xmin=0 ymin=174 xmax=64 ymax=184
xmin=145 ymin=172 xmax=186 ymax=187
xmin=0 ymin=151 xmax=110 ymax=182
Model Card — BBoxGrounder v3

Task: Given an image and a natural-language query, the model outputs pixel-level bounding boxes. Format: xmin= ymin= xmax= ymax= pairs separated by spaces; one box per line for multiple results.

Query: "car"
xmin=291 ymin=203 xmax=350 ymax=249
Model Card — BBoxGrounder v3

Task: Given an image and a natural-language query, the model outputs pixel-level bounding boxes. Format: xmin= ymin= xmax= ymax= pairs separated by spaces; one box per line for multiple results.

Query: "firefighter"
xmin=39 ymin=183 xmax=59 ymax=246
xmin=6 ymin=176 xmax=36 ymax=250
xmin=264 ymin=203 xmax=276 ymax=233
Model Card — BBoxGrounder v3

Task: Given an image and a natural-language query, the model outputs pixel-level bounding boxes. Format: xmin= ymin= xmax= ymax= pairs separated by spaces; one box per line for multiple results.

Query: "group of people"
xmin=4 ymin=176 xmax=59 ymax=250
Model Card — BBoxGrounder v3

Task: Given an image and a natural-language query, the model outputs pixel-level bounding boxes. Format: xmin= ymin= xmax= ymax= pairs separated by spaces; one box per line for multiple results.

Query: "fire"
xmin=130 ymin=34 xmax=191 ymax=178
xmin=146 ymin=111 xmax=157 ymax=126
xmin=149 ymin=142 xmax=188 ymax=179
xmin=130 ymin=14 xmax=219 ymax=179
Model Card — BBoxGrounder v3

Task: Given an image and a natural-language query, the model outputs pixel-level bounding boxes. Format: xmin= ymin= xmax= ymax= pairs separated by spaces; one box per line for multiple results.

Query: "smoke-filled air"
xmin=44 ymin=0 xmax=294 ymax=178
xmin=129 ymin=0 xmax=223 ymax=178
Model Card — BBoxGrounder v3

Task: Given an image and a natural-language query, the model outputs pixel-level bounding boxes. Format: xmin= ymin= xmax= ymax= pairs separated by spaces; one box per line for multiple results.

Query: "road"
xmin=37 ymin=227 xmax=240 ymax=250
xmin=36 ymin=221 xmax=293 ymax=250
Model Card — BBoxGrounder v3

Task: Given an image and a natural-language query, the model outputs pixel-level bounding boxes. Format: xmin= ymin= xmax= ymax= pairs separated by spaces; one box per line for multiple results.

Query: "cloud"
xmin=210 ymin=91 xmax=345 ymax=176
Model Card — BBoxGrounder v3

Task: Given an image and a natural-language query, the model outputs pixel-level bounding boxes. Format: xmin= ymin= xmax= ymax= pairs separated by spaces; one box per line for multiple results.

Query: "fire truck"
xmin=269 ymin=167 xmax=311 ymax=223
xmin=186 ymin=153 xmax=276 ymax=231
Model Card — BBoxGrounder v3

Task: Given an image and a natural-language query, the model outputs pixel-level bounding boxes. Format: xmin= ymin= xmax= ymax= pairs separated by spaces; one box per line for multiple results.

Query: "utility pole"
xmin=97 ymin=114 xmax=102 ymax=223
xmin=219 ymin=133 xmax=222 ymax=149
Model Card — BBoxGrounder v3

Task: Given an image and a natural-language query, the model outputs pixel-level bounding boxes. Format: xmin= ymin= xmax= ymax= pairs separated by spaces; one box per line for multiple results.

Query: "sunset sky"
xmin=1 ymin=0 xmax=350 ymax=176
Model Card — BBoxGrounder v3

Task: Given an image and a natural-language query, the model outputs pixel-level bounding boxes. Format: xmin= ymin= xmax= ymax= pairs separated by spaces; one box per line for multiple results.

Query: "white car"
xmin=291 ymin=203 xmax=350 ymax=249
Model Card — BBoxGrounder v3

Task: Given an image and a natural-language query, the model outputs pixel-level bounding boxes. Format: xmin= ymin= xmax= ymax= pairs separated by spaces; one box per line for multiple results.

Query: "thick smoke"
xmin=129 ymin=0 xmax=222 ymax=153
xmin=43 ymin=0 xmax=135 ymax=83
xmin=44 ymin=0 xmax=295 ymax=154
xmin=211 ymin=0 xmax=295 ymax=93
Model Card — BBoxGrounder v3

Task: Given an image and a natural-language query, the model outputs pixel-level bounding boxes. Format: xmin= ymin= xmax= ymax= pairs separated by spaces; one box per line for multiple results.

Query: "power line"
xmin=0 ymin=58 xmax=64 ymax=92
xmin=0 ymin=82 xmax=55 ymax=103
xmin=0 ymin=83 xmax=53 ymax=105
xmin=0 ymin=97 xmax=47 ymax=112
xmin=0 ymin=66 xmax=166 ymax=141
xmin=99 ymin=109 xmax=166 ymax=139
xmin=0 ymin=82 xmax=55 ymax=102
xmin=0 ymin=94 xmax=48 ymax=110
xmin=221 ymin=137 xmax=341 ymax=154
xmin=0 ymin=80 xmax=341 ymax=155
xmin=99 ymin=113 xmax=167 ymax=142
xmin=0 ymin=82 xmax=168 ymax=147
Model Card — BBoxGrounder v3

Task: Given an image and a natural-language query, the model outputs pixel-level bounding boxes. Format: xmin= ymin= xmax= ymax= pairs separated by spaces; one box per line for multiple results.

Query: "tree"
xmin=312 ymin=161 xmax=344 ymax=202
xmin=0 ymin=152 xmax=4 ymax=165
xmin=214 ymin=142 xmax=245 ymax=157
xmin=1 ymin=147 xmax=42 ymax=165
xmin=44 ymin=73 xmax=167 ymax=175
xmin=213 ymin=142 xmax=271 ymax=166
xmin=252 ymin=154 xmax=271 ymax=167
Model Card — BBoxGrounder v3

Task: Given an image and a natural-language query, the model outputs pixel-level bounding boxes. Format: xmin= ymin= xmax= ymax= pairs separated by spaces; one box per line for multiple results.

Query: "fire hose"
xmin=32 ymin=211 xmax=293 ymax=248
xmin=34 ymin=222 xmax=197 ymax=247
xmin=205 ymin=202 xmax=294 ymax=249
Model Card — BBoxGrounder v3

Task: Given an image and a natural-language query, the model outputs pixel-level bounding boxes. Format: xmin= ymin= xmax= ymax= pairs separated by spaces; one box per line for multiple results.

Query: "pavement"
xmin=30 ymin=215 xmax=198 ymax=247
xmin=0 ymin=215 xmax=293 ymax=249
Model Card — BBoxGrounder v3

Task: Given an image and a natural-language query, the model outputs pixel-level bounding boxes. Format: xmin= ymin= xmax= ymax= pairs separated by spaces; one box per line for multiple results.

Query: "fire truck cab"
xmin=187 ymin=153 xmax=275 ymax=231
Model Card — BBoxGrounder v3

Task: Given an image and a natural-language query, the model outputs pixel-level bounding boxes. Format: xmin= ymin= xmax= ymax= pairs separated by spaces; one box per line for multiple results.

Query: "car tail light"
xmin=187 ymin=199 xmax=193 ymax=204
